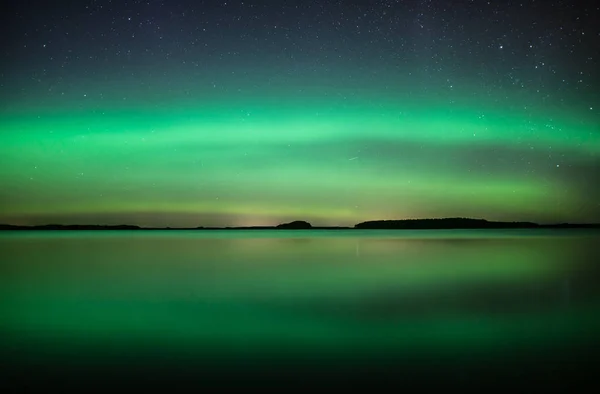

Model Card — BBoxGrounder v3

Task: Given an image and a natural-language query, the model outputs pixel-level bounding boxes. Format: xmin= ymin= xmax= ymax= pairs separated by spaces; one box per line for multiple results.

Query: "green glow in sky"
xmin=1 ymin=94 xmax=599 ymax=226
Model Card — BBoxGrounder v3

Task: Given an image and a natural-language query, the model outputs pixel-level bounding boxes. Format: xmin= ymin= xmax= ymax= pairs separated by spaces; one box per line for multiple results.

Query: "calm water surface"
xmin=1 ymin=229 xmax=599 ymax=389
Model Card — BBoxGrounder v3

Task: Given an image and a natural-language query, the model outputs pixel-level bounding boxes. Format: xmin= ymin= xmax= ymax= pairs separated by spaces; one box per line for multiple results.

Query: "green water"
xmin=1 ymin=230 xmax=600 ymax=386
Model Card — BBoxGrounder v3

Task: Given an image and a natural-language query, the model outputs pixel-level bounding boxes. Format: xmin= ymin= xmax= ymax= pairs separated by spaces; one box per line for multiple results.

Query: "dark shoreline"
xmin=1 ymin=220 xmax=599 ymax=232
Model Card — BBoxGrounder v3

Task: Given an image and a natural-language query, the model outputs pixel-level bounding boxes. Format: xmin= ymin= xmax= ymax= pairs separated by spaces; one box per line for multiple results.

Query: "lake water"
xmin=1 ymin=229 xmax=600 ymax=390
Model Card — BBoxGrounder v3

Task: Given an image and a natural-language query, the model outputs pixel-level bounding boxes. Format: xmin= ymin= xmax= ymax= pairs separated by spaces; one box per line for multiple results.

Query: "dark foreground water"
xmin=1 ymin=229 xmax=600 ymax=391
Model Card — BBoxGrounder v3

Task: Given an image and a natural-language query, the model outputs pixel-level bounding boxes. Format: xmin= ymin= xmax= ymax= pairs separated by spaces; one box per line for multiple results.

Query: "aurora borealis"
xmin=1 ymin=0 xmax=599 ymax=227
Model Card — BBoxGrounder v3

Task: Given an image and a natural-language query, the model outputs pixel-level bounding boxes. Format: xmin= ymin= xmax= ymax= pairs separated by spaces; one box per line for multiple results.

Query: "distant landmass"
xmin=355 ymin=218 xmax=600 ymax=229
xmin=0 ymin=224 xmax=142 ymax=231
xmin=0 ymin=218 xmax=599 ymax=231
xmin=276 ymin=220 xmax=313 ymax=229
xmin=357 ymin=218 xmax=533 ymax=229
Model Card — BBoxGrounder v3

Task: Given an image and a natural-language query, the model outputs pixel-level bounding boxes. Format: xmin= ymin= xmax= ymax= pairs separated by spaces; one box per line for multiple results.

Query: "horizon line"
xmin=1 ymin=217 xmax=599 ymax=230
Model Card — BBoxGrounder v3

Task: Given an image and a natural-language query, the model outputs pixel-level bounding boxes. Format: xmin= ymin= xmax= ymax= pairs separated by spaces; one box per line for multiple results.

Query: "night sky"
xmin=1 ymin=0 xmax=598 ymax=227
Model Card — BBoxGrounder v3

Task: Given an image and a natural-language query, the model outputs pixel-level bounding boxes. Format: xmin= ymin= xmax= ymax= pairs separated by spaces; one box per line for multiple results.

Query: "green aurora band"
xmin=1 ymin=93 xmax=599 ymax=227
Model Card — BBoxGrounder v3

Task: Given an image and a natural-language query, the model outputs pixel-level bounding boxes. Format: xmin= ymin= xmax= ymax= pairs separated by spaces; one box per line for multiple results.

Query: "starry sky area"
xmin=0 ymin=0 xmax=599 ymax=227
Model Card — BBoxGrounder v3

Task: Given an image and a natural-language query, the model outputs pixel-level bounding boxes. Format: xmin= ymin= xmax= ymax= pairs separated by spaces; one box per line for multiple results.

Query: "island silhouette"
xmin=0 ymin=218 xmax=598 ymax=230
xmin=276 ymin=220 xmax=313 ymax=229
